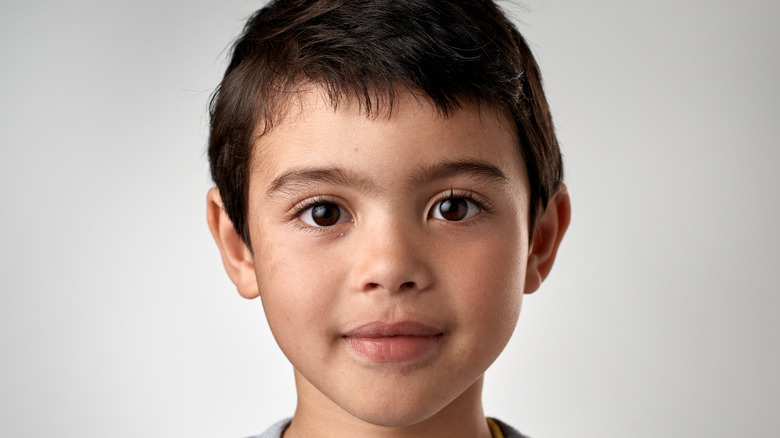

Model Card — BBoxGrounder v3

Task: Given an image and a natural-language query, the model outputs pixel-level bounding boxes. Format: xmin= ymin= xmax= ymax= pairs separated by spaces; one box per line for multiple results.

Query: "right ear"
xmin=206 ymin=188 xmax=260 ymax=299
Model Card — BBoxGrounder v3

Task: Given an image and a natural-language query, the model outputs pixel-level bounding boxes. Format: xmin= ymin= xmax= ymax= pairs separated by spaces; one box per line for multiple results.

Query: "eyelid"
xmin=290 ymin=196 xmax=332 ymax=217
xmin=429 ymin=189 xmax=492 ymax=212
xmin=291 ymin=196 xmax=354 ymax=228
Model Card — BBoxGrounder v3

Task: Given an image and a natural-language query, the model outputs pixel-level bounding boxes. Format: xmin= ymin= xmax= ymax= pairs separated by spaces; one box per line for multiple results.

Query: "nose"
xmin=349 ymin=219 xmax=434 ymax=294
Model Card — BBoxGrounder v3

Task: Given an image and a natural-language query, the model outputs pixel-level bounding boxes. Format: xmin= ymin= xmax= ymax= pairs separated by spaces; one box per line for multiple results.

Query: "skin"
xmin=208 ymin=89 xmax=570 ymax=438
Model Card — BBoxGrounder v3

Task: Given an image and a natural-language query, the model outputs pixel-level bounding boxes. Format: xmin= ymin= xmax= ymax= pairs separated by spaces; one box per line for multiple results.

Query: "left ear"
xmin=524 ymin=184 xmax=571 ymax=294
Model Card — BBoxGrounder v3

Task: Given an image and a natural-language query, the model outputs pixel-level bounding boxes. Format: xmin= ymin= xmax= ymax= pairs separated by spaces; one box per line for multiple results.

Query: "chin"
xmin=348 ymin=401 xmax=440 ymax=428
xmin=339 ymin=379 xmax=470 ymax=429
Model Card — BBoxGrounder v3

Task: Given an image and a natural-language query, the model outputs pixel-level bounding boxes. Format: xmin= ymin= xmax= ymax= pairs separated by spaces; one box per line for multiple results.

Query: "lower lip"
xmin=344 ymin=335 xmax=442 ymax=364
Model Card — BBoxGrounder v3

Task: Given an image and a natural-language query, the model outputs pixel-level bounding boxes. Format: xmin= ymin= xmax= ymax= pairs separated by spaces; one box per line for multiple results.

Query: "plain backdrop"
xmin=1 ymin=1 xmax=778 ymax=437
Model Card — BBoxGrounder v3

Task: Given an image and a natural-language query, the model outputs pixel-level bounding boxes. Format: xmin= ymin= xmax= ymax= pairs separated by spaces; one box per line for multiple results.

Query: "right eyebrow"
xmin=266 ymin=166 xmax=377 ymax=198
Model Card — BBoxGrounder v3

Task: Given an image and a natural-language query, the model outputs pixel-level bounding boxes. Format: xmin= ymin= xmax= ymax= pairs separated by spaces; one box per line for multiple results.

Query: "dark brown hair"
xmin=209 ymin=0 xmax=563 ymax=244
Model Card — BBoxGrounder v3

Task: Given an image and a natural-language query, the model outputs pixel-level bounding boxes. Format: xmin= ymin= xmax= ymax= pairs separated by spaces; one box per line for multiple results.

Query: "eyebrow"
xmin=266 ymin=167 xmax=377 ymax=198
xmin=411 ymin=160 xmax=508 ymax=187
xmin=266 ymin=159 xmax=508 ymax=198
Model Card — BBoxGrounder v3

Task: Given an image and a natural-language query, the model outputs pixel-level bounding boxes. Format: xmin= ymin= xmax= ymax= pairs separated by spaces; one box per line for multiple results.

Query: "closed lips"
xmin=343 ymin=321 xmax=444 ymax=364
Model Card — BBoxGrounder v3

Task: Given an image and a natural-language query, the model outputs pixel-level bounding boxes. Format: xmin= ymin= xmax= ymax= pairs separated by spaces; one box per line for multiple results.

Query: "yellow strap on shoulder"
xmin=486 ymin=418 xmax=505 ymax=438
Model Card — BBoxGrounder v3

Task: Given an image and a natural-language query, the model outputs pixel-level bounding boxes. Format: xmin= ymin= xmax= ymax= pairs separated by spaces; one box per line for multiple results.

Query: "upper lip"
xmin=343 ymin=321 xmax=443 ymax=338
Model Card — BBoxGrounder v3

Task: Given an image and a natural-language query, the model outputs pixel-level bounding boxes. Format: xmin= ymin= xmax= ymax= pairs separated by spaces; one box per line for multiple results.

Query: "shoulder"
xmin=491 ymin=417 xmax=532 ymax=438
xmin=244 ymin=418 xmax=291 ymax=438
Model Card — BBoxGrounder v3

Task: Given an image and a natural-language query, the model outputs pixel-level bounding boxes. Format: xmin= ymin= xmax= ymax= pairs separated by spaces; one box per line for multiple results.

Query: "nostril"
xmin=363 ymin=281 xmax=416 ymax=292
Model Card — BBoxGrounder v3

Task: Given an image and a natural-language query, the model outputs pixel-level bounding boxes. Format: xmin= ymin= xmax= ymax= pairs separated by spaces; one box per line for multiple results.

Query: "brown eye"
xmin=431 ymin=197 xmax=481 ymax=221
xmin=300 ymin=202 xmax=351 ymax=227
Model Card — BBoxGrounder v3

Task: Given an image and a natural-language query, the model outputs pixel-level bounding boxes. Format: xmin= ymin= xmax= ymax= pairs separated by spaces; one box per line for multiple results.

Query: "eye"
xmin=298 ymin=202 xmax=353 ymax=227
xmin=429 ymin=197 xmax=482 ymax=221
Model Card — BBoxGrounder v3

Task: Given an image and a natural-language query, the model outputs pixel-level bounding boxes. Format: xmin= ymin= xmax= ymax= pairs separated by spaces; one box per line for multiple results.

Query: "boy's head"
xmin=209 ymin=0 xmax=563 ymax=246
xmin=206 ymin=0 xmax=570 ymax=433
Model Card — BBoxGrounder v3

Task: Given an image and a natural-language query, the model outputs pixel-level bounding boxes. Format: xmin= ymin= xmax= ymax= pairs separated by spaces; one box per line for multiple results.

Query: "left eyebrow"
xmin=410 ymin=160 xmax=508 ymax=187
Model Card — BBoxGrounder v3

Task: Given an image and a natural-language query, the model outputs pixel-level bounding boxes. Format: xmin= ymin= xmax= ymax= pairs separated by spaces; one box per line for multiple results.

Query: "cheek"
xmin=255 ymin=226 xmax=336 ymax=299
xmin=253 ymin=234 xmax=345 ymax=352
xmin=449 ymin=233 xmax=526 ymax=341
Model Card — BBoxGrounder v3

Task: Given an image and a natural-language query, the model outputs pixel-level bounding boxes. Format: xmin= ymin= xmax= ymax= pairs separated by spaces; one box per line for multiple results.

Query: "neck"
xmin=283 ymin=370 xmax=492 ymax=438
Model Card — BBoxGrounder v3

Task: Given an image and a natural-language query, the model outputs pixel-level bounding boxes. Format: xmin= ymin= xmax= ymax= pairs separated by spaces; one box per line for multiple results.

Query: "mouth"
xmin=342 ymin=321 xmax=444 ymax=364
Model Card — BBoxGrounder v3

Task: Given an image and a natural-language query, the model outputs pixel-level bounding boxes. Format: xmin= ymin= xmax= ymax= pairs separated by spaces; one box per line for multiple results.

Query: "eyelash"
xmin=430 ymin=189 xmax=492 ymax=214
xmin=291 ymin=196 xmax=333 ymax=217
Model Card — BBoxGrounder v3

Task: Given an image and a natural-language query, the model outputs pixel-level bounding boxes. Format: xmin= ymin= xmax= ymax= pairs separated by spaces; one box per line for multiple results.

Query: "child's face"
xmin=242 ymin=90 xmax=533 ymax=426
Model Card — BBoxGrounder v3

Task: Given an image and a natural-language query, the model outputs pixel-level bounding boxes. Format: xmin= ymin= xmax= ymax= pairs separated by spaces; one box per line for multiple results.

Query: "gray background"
xmin=1 ymin=0 xmax=778 ymax=436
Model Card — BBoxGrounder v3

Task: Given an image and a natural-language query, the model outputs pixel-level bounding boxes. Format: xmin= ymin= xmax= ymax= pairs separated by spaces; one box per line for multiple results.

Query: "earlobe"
xmin=206 ymin=188 xmax=260 ymax=299
xmin=524 ymin=184 xmax=571 ymax=294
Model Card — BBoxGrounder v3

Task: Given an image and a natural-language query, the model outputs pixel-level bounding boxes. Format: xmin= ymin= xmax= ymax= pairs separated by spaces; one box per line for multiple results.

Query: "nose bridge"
xmin=350 ymin=214 xmax=432 ymax=294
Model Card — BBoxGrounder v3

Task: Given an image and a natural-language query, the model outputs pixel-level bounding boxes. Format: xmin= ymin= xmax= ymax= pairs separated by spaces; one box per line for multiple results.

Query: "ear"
xmin=206 ymin=188 xmax=260 ymax=299
xmin=524 ymin=184 xmax=571 ymax=294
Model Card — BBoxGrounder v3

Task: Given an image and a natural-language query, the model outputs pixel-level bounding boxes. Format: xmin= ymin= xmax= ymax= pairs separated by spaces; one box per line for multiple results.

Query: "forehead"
xmin=248 ymin=87 xmax=527 ymax=192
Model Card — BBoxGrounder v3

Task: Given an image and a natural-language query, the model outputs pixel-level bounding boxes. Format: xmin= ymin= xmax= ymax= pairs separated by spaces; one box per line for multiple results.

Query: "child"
xmin=206 ymin=0 xmax=570 ymax=437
